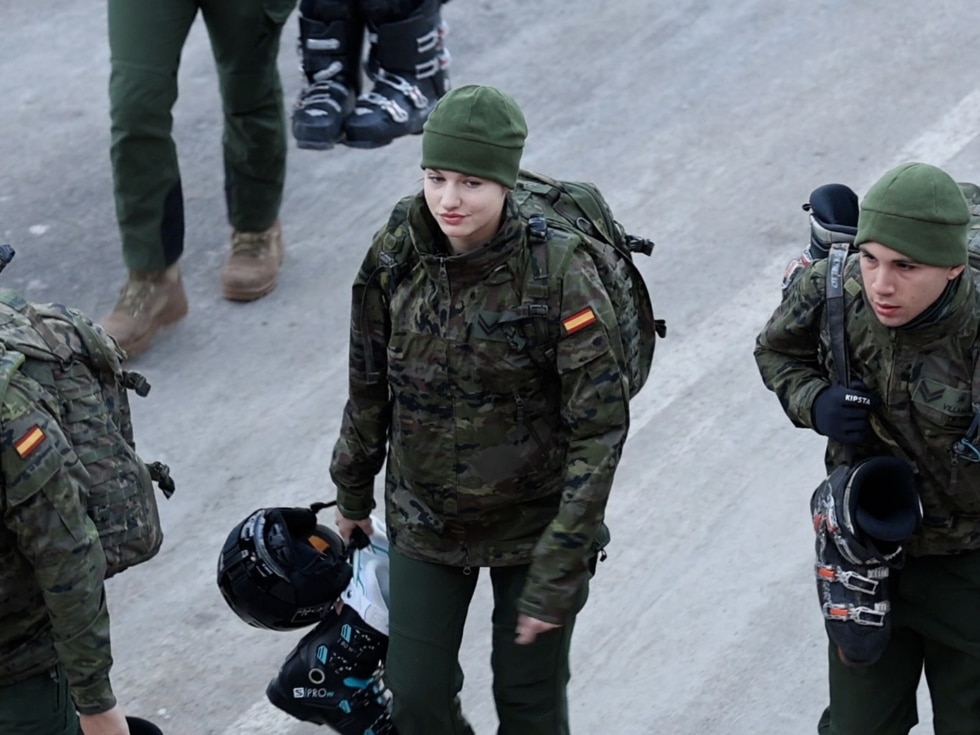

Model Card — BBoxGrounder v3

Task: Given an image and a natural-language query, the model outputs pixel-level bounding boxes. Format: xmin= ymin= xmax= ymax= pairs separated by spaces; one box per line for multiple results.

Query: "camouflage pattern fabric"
xmin=0 ymin=290 xmax=166 ymax=578
xmin=0 ymin=347 xmax=115 ymax=714
xmin=755 ymin=253 xmax=980 ymax=556
xmin=331 ymin=193 xmax=630 ymax=623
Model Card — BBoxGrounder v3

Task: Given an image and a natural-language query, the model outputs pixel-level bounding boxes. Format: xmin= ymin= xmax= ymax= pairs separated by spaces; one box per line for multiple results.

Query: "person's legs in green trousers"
xmin=199 ymin=0 xmax=293 ymax=234
xmin=816 ymin=630 xmax=923 ymax=735
xmin=817 ymin=550 xmax=980 ymax=735
xmin=108 ymin=0 xmax=197 ymax=271
xmin=489 ymin=563 xmax=588 ymax=735
xmin=386 ymin=547 xmax=478 ymax=735
xmin=105 ymin=0 xmax=293 ymax=349
xmin=109 ymin=0 xmax=292 ymax=271
xmin=0 ymin=667 xmax=82 ymax=735
xmin=385 ymin=547 xmax=588 ymax=735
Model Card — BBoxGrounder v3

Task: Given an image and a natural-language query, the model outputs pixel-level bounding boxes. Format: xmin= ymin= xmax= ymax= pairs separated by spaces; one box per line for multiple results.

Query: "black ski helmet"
xmin=217 ymin=505 xmax=352 ymax=631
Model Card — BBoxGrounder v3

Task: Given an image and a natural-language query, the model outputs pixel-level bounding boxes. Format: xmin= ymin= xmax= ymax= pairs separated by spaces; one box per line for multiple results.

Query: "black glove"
xmin=812 ymin=382 xmax=879 ymax=445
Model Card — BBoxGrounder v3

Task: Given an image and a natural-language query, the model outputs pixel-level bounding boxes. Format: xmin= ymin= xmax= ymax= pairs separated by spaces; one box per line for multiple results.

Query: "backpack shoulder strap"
xmin=825 ymin=243 xmax=858 ymax=465
xmin=523 ymin=219 xmax=579 ymax=367
xmin=952 ymin=314 xmax=980 ymax=463
xmin=825 ymin=243 xmax=851 ymax=387
xmin=358 ymin=224 xmax=416 ymax=384
xmin=488 ymin=216 xmax=579 ymax=369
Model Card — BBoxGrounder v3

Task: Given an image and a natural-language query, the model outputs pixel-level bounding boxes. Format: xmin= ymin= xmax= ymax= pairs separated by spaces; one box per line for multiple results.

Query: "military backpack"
xmin=379 ymin=169 xmax=665 ymax=399
xmin=0 ymin=287 xmax=174 ymax=578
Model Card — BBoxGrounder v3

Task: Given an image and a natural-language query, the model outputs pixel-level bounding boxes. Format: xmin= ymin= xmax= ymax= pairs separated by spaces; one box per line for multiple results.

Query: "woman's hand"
xmin=335 ymin=510 xmax=374 ymax=543
xmin=79 ymin=705 xmax=129 ymax=735
xmin=515 ymin=614 xmax=561 ymax=645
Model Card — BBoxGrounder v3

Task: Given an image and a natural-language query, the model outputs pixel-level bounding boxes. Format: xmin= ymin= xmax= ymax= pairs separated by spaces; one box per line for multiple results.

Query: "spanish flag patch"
xmin=14 ymin=425 xmax=45 ymax=458
xmin=562 ymin=307 xmax=598 ymax=335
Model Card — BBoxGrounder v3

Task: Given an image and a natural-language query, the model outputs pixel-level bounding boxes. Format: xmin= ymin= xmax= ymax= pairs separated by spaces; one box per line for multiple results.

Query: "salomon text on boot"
xmin=344 ymin=0 xmax=450 ymax=148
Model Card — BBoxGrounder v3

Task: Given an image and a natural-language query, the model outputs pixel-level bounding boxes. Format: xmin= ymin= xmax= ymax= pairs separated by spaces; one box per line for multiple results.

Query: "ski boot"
xmin=344 ymin=0 xmax=450 ymax=148
xmin=342 ymin=515 xmax=391 ymax=636
xmin=266 ymin=603 xmax=394 ymax=734
xmin=292 ymin=2 xmax=363 ymax=150
xmin=811 ymin=456 xmax=921 ymax=666
xmin=782 ymin=183 xmax=860 ymax=292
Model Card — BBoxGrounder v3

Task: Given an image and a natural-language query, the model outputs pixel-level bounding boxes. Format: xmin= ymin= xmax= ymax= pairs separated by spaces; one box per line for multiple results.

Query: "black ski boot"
xmin=292 ymin=3 xmax=363 ymax=150
xmin=344 ymin=0 xmax=450 ymax=149
xmin=266 ymin=603 xmax=395 ymax=734
xmin=782 ymin=183 xmax=859 ymax=292
xmin=811 ymin=456 xmax=921 ymax=666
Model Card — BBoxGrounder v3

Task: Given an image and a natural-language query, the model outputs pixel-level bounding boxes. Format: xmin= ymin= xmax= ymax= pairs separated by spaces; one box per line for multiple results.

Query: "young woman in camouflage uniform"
xmin=329 ymin=84 xmax=631 ymax=734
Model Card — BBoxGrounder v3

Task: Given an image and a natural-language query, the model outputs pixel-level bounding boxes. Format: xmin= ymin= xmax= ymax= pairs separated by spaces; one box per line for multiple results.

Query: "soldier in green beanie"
xmin=327 ymin=84 xmax=631 ymax=734
xmin=756 ymin=161 xmax=980 ymax=734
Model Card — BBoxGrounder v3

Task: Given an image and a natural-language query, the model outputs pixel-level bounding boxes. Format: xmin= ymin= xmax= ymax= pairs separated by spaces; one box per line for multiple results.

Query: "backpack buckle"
xmin=147 ymin=461 xmax=176 ymax=499
xmin=625 ymin=234 xmax=654 ymax=256
xmin=527 ymin=215 xmax=548 ymax=242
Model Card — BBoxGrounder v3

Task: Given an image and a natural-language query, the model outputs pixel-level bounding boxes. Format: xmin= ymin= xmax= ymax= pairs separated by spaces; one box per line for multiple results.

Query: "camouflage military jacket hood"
xmin=331 ymin=192 xmax=629 ymax=622
xmin=755 ymin=254 xmax=980 ymax=555
xmin=407 ymin=192 xmax=527 ymax=285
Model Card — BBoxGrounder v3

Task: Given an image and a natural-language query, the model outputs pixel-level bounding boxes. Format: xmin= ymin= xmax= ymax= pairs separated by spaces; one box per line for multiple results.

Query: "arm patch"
xmin=14 ymin=425 xmax=45 ymax=458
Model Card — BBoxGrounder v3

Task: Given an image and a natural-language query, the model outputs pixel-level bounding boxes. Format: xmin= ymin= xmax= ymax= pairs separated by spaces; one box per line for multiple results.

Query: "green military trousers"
xmin=817 ymin=548 xmax=980 ymax=735
xmin=108 ymin=0 xmax=295 ymax=271
xmin=0 ymin=667 xmax=81 ymax=735
xmin=385 ymin=547 xmax=589 ymax=735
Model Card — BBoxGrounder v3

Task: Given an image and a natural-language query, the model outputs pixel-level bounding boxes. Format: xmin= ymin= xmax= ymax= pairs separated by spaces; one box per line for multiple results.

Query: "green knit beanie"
xmin=420 ymin=84 xmax=528 ymax=188
xmin=855 ymin=162 xmax=969 ymax=266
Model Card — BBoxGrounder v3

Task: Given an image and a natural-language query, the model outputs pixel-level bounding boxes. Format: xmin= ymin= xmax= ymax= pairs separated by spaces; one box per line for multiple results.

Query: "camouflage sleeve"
xmin=329 ymin=227 xmax=395 ymax=520
xmin=519 ymin=249 xmax=630 ymax=624
xmin=753 ymin=256 xmax=831 ymax=428
xmin=1 ymin=378 xmax=114 ymax=714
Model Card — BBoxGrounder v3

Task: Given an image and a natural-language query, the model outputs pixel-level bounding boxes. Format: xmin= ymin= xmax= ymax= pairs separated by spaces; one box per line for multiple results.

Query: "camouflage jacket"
xmin=330 ymin=193 xmax=630 ymax=623
xmin=755 ymin=253 xmax=980 ymax=556
xmin=0 ymin=349 xmax=115 ymax=714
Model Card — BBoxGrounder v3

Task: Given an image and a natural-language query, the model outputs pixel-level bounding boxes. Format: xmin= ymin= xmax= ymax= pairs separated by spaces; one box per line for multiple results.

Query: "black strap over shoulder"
xmin=826 ymin=243 xmax=851 ymax=388
xmin=825 ymin=243 xmax=854 ymax=464
xmin=491 ymin=215 xmax=555 ymax=366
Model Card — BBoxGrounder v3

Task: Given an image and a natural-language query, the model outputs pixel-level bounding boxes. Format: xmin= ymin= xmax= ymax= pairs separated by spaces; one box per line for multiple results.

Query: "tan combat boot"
xmin=100 ymin=265 xmax=188 ymax=357
xmin=220 ymin=219 xmax=284 ymax=301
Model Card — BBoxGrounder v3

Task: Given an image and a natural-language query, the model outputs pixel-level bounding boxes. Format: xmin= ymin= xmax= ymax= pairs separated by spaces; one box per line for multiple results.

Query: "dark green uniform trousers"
xmin=0 ymin=667 xmax=81 ymax=735
xmin=386 ymin=547 xmax=589 ymax=735
xmin=108 ymin=0 xmax=294 ymax=271
xmin=817 ymin=549 xmax=980 ymax=735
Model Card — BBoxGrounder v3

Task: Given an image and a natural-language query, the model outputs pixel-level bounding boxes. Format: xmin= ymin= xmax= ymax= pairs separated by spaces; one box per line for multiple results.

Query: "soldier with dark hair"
xmin=329 ymin=84 xmax=631 ymax=734
xmin=755 ymin=162 xmax=980 ymax=734
xmin=0 ymin=352 xmax=128 ymax=735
